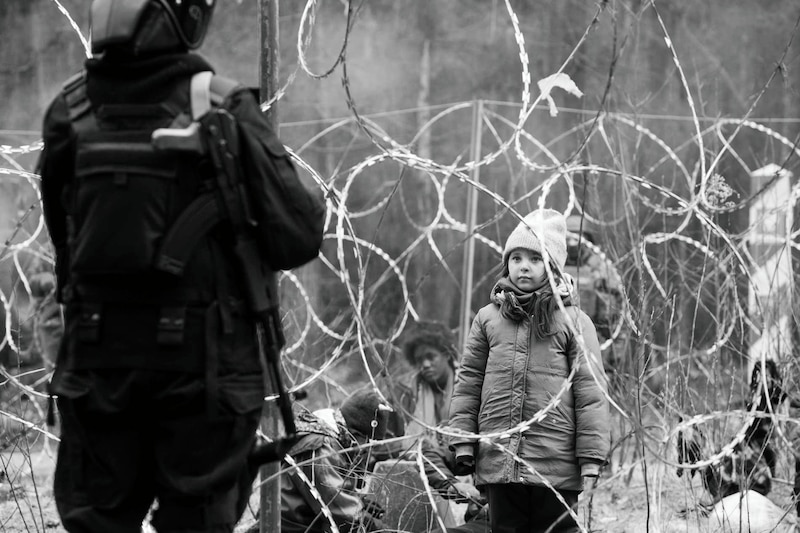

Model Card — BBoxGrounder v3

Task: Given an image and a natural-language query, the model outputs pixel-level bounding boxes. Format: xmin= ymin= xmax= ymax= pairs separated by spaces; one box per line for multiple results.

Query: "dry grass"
xmin=2 ymin=436 xmax=798 ymax=532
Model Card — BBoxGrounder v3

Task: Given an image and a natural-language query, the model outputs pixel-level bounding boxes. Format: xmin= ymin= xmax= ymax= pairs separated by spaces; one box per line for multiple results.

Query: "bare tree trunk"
xmin=416 ymin=39 xmax=431 ymax=162
xmin=412 ymin=0 xmax=436 ymax=319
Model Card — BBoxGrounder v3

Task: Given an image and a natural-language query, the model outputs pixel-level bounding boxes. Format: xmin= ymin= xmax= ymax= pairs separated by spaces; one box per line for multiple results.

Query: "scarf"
xmin=406 ymin=371 xmax=454 ymax=438
xmin=491 ymin=274 xmax=575 ymax=323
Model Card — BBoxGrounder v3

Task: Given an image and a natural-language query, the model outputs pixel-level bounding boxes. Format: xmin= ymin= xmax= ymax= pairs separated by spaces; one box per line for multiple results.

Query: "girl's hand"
xmin=453 ymin=453 xmax=475 ymax=476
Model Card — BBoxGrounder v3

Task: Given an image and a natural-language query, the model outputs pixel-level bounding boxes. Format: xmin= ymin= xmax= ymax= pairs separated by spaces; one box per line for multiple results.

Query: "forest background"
xmin=2 ymin=1 xmax=800 ymax=532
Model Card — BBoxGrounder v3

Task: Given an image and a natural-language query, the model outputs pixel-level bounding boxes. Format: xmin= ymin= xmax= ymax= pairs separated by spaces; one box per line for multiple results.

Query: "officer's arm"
xmin=37 ymin=95 xmax=75 ymax=302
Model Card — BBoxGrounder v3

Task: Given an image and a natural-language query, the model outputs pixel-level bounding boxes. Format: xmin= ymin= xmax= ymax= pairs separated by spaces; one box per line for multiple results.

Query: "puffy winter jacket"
xmin=448 ymin=303 xmax=610 ymax=491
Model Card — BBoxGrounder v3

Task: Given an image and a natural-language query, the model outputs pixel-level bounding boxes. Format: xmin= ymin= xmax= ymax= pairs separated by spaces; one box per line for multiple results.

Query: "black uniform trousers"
xmin=54 ymin=369 xmax=263 ymax=533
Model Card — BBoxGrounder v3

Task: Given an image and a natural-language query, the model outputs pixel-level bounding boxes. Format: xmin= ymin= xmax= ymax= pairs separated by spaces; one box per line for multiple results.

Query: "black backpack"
xmin=60 ymin=71 xmax=323 ymax=376
xmin=63 ymin=70 xmax=324 ymax=286
xmin=63 ymin=71 xmax=201 ymax=282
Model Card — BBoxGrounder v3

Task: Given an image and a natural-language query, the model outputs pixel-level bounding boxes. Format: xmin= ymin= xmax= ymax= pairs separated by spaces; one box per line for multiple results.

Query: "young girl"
xmin=448 ymin=208 xmax=611 ymax=533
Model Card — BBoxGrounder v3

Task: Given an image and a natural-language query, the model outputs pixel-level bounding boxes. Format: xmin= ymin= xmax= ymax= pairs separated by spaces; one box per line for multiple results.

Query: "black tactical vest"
xmin=59 ymin=71 xmax=251 ymax=373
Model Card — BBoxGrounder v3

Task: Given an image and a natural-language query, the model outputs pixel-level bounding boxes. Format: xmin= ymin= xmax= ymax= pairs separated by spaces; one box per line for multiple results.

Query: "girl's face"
xmin=508 ymin=248 xmax=546 ymax=290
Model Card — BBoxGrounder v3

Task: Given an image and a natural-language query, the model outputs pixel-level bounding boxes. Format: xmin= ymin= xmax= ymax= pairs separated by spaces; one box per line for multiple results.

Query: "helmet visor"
xmin=162 ymin=0 xmax=216 ymax=49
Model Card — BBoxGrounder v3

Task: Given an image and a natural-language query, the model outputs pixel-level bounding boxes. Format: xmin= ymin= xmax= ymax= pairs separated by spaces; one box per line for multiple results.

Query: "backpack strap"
xmin=62 ymin=72 xmax=91 ymax=122
xmin=155 ymin=193 xmax=221 ymax=275
xmin=62 ymin=71 xmax=98 ymax=136
xmin=190 ymin=71 xmax=214 ymax=119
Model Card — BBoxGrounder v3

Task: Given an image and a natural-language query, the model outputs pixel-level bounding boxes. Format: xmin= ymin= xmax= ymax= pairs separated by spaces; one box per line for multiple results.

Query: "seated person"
xmin=378 ymin=324 xmax=486 ymax=529
xmin=279 ymin=389 xmax=393 ymax=533
xmin=384 ymin=321 xmax=459 ymax=444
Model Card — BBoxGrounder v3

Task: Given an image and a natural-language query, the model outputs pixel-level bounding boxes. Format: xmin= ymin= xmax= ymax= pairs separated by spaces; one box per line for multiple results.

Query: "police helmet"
xmin=91 ymin=0 xmax=215 ymax=54
xmin=158 ymin=0 xmax=216 ymax=49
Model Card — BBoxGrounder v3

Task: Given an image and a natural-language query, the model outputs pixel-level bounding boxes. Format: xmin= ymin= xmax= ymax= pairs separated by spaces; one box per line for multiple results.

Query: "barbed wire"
xmin=3 ymin=0 xmax=800 ymax=529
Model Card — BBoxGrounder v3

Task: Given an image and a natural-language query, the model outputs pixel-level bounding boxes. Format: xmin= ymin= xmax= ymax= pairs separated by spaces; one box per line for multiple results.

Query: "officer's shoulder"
xmin=210 ymin=77 xmax=264 ymax=119
xmin=52 ymin=70 xmax=88 ymax=119
xmin=42 ymin=72 xmax=83 ymax=127
xmin=61 ymin=71 xmax=86 ymax=94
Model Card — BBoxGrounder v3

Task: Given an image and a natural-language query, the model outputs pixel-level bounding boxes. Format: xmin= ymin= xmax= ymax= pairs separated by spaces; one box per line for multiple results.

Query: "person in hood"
xmin=448 ymin=208 xmax=611 ymax=533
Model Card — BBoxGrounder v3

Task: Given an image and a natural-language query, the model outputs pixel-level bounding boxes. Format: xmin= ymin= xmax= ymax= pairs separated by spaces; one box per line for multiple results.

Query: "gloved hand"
xmin=453 ymin=450 xmax=475 ymax=476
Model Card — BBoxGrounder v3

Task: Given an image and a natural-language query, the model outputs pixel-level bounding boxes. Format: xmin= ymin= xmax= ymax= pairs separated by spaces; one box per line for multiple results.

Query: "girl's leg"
xmin=543 ymin=489 xmax=580 ymax=533
xmin=485 ymin=484 xmax=530 ymax=533
xmin=486 ymin=484 xmax=580 ymax=533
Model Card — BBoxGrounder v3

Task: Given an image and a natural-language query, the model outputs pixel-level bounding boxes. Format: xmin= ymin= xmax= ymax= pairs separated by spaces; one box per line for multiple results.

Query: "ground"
xmin=2 ymin=440 xmax=798 ymax=533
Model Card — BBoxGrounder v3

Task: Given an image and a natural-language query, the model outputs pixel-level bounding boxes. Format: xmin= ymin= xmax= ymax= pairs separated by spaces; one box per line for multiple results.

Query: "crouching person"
xmin=280 ymin=389 xmax=392 ymax=533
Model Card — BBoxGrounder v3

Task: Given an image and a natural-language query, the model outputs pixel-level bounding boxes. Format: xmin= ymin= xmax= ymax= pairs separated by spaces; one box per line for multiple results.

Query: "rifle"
xmin=153 ymin=109 xmax=298 ymax=463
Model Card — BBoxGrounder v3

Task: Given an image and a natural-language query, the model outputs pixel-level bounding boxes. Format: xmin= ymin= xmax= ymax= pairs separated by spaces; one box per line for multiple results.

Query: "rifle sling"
xmin=154 ymin=192 xmax=222 ymax=276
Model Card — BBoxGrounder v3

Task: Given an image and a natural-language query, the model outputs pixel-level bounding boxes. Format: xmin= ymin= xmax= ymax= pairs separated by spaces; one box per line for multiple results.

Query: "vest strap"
xmin=155 ymin=192 xmax=222 ymax=276
xmin=190 ymin=71 xmax=214 ymax=120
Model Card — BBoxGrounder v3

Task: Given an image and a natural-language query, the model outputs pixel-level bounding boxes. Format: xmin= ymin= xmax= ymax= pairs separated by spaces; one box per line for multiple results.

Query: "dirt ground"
xmin=2 ymin=440 xmax=798 ymax=533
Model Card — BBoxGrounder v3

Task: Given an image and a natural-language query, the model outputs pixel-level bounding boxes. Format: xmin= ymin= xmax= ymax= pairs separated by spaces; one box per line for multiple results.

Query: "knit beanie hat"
xmin=502 ymin=208 xmax=568 ymax=271
xmin=339 ymin=389 xmax=391 ymax=440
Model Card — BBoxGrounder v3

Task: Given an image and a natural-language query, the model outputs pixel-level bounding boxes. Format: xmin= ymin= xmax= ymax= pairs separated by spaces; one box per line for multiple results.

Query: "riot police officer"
xmin=38 ymin=1 xmax=323 ymax=531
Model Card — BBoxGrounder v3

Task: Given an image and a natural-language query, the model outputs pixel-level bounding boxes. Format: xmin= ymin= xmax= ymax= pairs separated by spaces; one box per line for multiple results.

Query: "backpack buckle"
xmin=157 ymin=306 xmax=186 ymax=346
